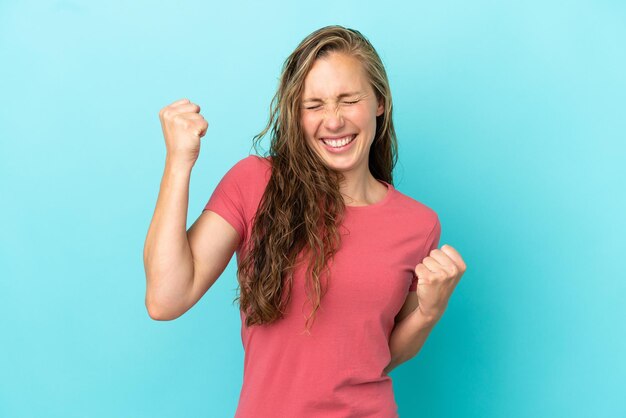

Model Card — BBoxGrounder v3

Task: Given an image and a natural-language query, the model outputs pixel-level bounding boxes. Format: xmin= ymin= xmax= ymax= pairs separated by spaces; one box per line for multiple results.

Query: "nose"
xmin=323 ymin=105 xmax=344 ymax=131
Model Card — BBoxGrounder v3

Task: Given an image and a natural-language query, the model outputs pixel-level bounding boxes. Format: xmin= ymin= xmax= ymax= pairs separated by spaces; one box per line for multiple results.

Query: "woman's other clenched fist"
xmin=158 ymin=98 xmax=209 ymax=168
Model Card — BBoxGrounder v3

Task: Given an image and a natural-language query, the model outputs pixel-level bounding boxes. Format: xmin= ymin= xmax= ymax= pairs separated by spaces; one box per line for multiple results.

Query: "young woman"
xmin=144 ymin=25 xmax=466 ymax=418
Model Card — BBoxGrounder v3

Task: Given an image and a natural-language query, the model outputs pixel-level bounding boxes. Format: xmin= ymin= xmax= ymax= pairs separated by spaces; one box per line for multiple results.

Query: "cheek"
xmin=301 ymin=115 xmax=318 ymax=137
xmin=350 ymin=105 xmax=375 ymax=125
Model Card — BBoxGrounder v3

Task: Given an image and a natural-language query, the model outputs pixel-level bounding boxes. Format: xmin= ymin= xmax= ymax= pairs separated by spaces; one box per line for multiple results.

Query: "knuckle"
xmin=164 ymin=108 xmax=176 ymax=120
xmin=173 ymin=118 xmax=189 ymax=129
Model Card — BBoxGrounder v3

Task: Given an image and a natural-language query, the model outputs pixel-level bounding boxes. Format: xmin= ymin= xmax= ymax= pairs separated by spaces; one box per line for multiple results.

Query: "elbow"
xmin=145 ymin=295 xmax=183 ymax=321
xmin=146 ymin=303 xmax=171 ymax=321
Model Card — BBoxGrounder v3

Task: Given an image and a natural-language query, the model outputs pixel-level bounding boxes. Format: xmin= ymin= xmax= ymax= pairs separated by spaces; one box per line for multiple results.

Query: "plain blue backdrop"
xmin=1 ymin=1 xmax=624 ymax=417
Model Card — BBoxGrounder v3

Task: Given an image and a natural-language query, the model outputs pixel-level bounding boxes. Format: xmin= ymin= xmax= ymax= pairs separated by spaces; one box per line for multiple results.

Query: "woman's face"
xmin=300 ymin=52 xmax=384 ymax=173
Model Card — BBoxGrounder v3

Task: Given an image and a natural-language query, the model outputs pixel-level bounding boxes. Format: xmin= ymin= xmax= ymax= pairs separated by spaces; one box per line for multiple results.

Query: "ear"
xmin=376 ymin=96 xmax=384 ymax=117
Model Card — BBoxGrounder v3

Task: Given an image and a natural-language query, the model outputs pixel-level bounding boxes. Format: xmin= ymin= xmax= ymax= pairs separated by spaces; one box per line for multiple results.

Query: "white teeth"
xmin=321 ymin=134 xmax=355 ymax=147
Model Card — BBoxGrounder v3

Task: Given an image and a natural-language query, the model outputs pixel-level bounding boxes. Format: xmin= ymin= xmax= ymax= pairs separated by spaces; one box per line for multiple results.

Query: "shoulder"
xmin=224 ymin=154 xmax=272 ymax=181
xmin=220 ymin=154 xmax=272 ymax=199
xmin=231 ymin=154 xmax=271 ymax=171
xmin=390 ymin=187 xmax=439 ymax=227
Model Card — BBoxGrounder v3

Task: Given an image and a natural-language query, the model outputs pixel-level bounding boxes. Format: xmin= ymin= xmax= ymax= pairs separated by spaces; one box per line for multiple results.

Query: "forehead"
xmin=302 ymin=53 xmax=370 ymax=99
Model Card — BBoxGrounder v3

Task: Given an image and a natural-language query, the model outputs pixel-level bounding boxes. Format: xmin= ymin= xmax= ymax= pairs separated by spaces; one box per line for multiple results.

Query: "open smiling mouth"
xmin=319 ymin=134 xmax=357 ymax=152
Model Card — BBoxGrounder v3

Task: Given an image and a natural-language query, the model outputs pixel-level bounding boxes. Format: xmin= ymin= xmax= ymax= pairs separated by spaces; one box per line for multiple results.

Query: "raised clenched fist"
xmin=158 ymin=98 xmax=209 ymax=167
xmin=413 ymin=244 xmax=467 ymax=321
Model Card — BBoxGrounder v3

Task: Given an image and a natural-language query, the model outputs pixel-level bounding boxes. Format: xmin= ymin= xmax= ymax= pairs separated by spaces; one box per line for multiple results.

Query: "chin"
xmin=319 ymin=155 xmax=361 ymax=172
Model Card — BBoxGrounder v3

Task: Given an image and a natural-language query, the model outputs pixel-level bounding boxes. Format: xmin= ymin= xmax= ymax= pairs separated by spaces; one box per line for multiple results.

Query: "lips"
xmin=319 ymin=133 xmax=357 ymax=140
xmin=319 ymin=134 xmax=356 ymax=147
xmin=318 ymin=134 xmax=357 ymax=152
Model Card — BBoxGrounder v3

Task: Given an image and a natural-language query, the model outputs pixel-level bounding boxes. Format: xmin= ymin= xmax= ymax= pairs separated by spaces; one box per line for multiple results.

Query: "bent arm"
xmin=383 ymin=304 xmax=439 ymax=375
xmin=143 ymin=158 xmax=195 ymax=320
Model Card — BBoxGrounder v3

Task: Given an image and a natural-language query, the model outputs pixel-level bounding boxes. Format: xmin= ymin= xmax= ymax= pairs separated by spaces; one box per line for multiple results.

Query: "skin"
xmin=384 ymin=244 xmax=466 ymax=375
xmin=300 ymin=51 xmax=386 ymax=206
xmin=148 ymin=58 xmax=467 ymax=361
xmin=414 ymin=244 xmax=466 ymax=321
xmin=299 ymin=52 xmax=467 ymax=340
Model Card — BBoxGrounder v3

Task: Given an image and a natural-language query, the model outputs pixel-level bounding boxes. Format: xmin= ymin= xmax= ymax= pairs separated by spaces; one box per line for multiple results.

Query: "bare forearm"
xmin=143 ymin=158 xmax=195 ymax=318
xmin=383 ymin=309 xmax=439 ymax=375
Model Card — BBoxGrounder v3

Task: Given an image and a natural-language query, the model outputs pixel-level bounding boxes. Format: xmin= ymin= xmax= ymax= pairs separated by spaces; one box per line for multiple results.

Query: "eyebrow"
xmin=302 ymin=91 xmax=362 ymax=103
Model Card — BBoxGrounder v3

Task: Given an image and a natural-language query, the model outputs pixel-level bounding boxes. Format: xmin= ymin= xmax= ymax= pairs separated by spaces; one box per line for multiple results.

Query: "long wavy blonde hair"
xmin=235 ymin=25 xmax=398 ymax=333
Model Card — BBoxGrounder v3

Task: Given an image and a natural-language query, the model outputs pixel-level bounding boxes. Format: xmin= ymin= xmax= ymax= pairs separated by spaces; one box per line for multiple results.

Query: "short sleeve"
xmin=202 ymin=159 xmax=248 ymax=244
xmin=409 ymin=216 xmax=441 ymax=291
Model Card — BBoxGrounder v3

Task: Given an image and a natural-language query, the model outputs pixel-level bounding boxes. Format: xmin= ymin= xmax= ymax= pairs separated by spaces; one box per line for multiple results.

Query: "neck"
xmin=339 ymin=166 xmax=384 ymax=206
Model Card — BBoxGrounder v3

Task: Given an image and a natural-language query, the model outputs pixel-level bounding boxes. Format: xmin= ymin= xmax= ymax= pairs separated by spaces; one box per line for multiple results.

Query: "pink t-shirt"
xmin=203 ymin=155 xmax=441 ymax=418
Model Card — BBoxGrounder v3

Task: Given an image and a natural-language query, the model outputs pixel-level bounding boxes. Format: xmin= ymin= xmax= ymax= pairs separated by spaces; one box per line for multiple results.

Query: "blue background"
xmin=1 ymin=1 xmax=624 ymax=417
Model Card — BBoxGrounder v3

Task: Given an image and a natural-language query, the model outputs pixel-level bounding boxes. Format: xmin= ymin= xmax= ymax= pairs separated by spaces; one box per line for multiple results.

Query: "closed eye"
xmin=304 ymin=100 xmax=359 ymax=110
